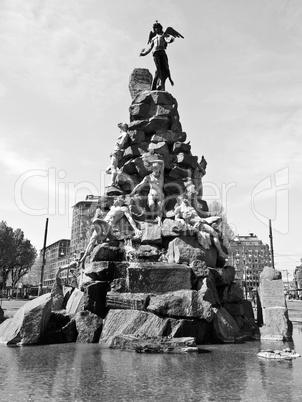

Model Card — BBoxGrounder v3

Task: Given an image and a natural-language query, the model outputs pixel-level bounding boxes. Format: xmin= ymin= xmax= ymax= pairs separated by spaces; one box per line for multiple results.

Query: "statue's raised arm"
xmin=140 ymin=21 xmax=184 ymax=91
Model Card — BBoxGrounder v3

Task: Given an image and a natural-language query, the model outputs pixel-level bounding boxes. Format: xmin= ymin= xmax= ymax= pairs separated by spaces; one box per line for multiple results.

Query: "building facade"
xmin=229 ymin=233 xmax=271 ymax=297
xmin=42 ymin=239 xmax=71 ymax=288
xmin=70 ymin=196 xmax=99 ymax=257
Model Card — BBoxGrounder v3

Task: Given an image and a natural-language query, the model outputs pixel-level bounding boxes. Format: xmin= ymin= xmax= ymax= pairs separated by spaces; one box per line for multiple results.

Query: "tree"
xmin=208 ymin=201 xmax=235 ymax=248
xmin=22 ymin=254 xmax=42 ymax=287
xmin=0 ymin=221 xmax=37 ymax=292
xmin=0 ymin=221 xmax=15 ymax=289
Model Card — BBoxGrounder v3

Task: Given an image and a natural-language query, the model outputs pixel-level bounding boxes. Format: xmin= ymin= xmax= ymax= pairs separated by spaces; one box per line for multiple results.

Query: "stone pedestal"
xmin=259 ymin=267 xmax=292 ymax=341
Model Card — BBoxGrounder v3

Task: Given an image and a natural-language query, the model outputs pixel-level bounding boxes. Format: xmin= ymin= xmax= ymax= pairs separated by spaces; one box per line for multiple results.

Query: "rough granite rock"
xmin=170 ymin=318 xmax=212 ymax=344
xmin=51 ymin=275 xmax=65 ymax=311
xmin=219 ymin=283 xmax=244 ymax=304
xmin=233 ymin=315 xmax=260 ymax=340
xmin=106 ymin=292 xmax=150 ymax=310
xmin=0 ymin=293 xmax=52 ymax=345
xmin=128 ymin=68 xmax=152 ymax=100
xmin=40 ymin=311 xmax=70 ymax=344
xmin=260 ymin=266 xmax=282 ymax=281
xmin=198 ymin=276 xmax=221 ymax=306
xmin=109 ymin=334 xmax=197 ymax=353
xmin=75 ymin=310 xmax=103 ymax=343
xmin=100 ymin=309 xmax=178 ymax=347
xmin=84 ymin=281 xmax=110 ymax=318
xmin=126 ymin=262 xmax=192 ymax=293
xmin=90 ymin=243 xmax=124 ymax=262
xmin=62 ymin=319 xmax=78 ymax=342
xmin=216 ymin=266 xmax=235 ymax=286
xmin=212 ymin=306 xmax=244 ymax=343
xmin=66 ymin=288 xmax=84 ymax=316
xmin=260 ymin=307 xmax=293 ymax=341
xmin=84 ymin=261 xmax=115 ymax=281
xmin=259 ymin=279 xmax=286 ymax=308
xmin=147 ymin=290 xmax=214 ymax=321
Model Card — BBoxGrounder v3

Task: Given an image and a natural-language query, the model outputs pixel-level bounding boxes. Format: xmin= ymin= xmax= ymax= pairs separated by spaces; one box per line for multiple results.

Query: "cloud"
xmin=0 ymin=1 xmax=132 ymax=107
xmin=0 ymin=137 xmax=51 ymax=176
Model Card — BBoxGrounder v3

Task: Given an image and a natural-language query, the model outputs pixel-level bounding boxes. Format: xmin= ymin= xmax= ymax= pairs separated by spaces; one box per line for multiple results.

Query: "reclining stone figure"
xmin=174 ymin=196 xmax=228 ymax=259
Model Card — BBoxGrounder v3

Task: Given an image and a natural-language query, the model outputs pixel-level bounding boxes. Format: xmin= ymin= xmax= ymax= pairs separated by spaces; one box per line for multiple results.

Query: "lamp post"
xmin=241 ymin=245 xmax=251 ymax=300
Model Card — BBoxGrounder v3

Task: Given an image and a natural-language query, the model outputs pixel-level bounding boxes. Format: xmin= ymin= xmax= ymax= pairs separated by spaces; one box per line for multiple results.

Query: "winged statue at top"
xmin=140 ymin=21 xmax=184 ymax=91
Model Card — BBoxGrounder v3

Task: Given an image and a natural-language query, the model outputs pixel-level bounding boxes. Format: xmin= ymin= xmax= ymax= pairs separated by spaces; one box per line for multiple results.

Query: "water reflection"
xmin=0 ymin=325 xmax=301 ymax=401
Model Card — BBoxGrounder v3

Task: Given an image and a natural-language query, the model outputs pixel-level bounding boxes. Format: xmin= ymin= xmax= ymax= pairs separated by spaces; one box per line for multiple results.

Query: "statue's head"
xmin=118 ymin=122 xmax=128 ymax=131
xmin=153 ymin=21 xmax=163 ymax=34
xmin=152 ymin=159 xmax=164 ymax=175
xmin=114 ymin=195 xmax=125 ymax=206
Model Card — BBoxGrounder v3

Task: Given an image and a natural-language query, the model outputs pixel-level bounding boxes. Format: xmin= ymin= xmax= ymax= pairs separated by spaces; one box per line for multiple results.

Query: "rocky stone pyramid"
xmin=0 ymin=69 xmax=260 ymax=348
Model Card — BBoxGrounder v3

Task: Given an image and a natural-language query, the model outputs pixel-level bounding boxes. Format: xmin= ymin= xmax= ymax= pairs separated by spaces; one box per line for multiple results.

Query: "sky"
xmin=1 ymin=0 xmax=302 ymax=280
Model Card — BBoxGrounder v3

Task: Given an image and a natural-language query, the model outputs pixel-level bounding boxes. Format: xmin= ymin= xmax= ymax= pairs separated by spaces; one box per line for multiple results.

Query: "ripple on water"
xmin=0 ymin=326 xmax=301 ymax=401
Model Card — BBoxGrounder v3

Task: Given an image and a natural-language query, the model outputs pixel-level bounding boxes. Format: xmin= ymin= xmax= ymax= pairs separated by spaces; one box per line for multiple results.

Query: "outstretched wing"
xmin=148 ymin=30 xmax=156 ymax=44
xmin=164 ymin=27 xmax=184 ymax=39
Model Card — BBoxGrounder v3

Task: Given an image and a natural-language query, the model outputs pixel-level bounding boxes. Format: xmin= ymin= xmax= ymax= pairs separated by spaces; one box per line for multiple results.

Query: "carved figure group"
xmin=80 ymin=196 xmax=141 ymax=263
xmin=174 ymin=196 xmax=228 ymax=259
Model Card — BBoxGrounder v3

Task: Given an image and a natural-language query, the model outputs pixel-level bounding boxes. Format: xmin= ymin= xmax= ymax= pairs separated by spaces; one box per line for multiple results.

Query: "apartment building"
xmin=229 ymin=233 xmax=271 ymax=297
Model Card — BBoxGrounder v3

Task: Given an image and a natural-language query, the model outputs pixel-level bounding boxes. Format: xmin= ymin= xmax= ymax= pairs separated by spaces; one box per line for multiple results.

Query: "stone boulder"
xmin=212 ymin=307 xmax=244 ymax=343
xmin=260 ymin=307 xmax=293 ymax=341
xmin=90 ymin=243 xmax=124 ymax=262
xmin=216 ymin=266 xmax=235 ymax=286
xmin=258 ymin=269 xmax=292 ymax=340
xmin=0 ymin=293 xmax=52 ymax=345
xmin=169 ymin=318 xmax=212 ymax=344
xmin=147 ymin=290 xmax=214 ymax=321
xmin=219 ymin=283 xmax=244 ymax=303
xmin=259 ymin=279 xmax=286 ymax=308
xmin=128 ymin=68 xmax=152 ymax=100
xmin=84 ymin=261 xmax=115 ymax=281
xmin=109 ymin=334 xmax=198 ymax=353
xmin=40 ymin=311 xmax=70 ymax=344
xmin=233 ymin=315 xmax=260 ymax=340
xmin=100 ymin=309 xmax=179 ymax=347
xmin=84 ymin=281 xmax=110 ymax=318
xmin=260 ymin=266 xmax=282 ymax=281
xmin=51 ymin=276 xmax=65 ymax=311
xmin=198 ymin=276 xmax=221 ymax=306
xmin=75 ymin=310 xmax=103 ymax=343
xmin=66 ymin=288 xmax=84 ymax=316
xmin=62 ymin=319 xmax=78 ymax=342
xmin=106 ymin=292 xmax=150 ymax=310
xmin=166 ymin=236 xmax=218 ymax=267
xmin=126 ymin=262 xmax=192 ymax=293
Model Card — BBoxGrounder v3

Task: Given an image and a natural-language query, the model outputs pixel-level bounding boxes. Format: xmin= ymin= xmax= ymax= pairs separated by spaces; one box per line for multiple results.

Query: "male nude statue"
xmin=130 ymin=160 xmax=164 ymax=225
xmin=106 ymin=122 xmax=129 ymax=187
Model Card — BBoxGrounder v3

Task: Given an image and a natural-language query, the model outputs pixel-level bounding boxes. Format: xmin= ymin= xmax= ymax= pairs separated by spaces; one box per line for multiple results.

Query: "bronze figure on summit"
xmin=140 ymin=21 xmax=184 ymax=91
